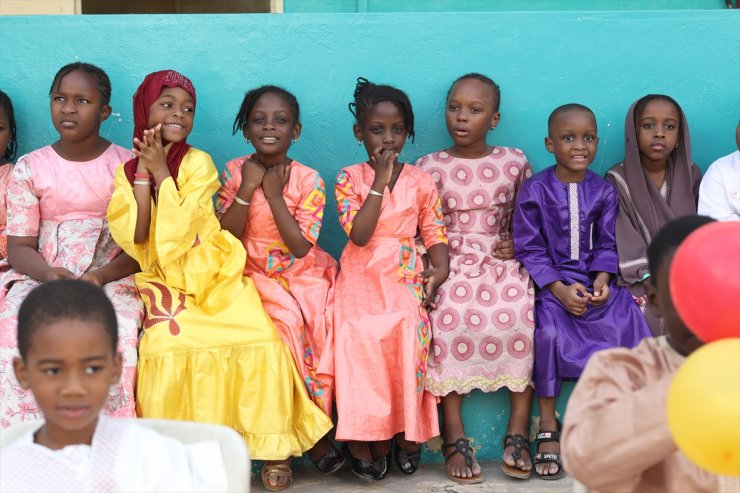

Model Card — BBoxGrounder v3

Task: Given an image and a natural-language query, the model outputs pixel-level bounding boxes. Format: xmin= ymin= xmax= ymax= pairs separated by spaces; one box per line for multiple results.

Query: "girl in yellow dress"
xmin=107 ymin=70 xmax=332 ymax=491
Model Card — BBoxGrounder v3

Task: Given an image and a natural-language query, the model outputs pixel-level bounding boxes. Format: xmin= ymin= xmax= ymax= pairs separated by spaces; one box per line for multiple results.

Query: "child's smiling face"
xmin=545 ymin=109 xmax=598 ymax=180
xmin=147 ymin=86 xmax=194 ymax=144
xmin=13 ymin=318 xmax=121 ymax=449
xmin=244 ymin=91 xmax=300 ymax=160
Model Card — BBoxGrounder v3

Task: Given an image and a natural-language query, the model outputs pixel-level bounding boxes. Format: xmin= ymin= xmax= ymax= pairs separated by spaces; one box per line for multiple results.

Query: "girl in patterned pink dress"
xmin=417 ymin=74 xmax=535 ymax=483
xmin=0 ymin=63 xmax=143 ymax=427
xmin=333 ymin=78 xmax=449 ymax=482
xmin=217 ymin=85 xmax=342 ymax=484
xmin=0 ymin=90 xmax=17 ymax=260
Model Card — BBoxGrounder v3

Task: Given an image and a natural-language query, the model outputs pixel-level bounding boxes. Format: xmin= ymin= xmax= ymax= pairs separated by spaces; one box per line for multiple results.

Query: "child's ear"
xmin=644 ymin=276 xmax=662 ymax=318
xmin=353 ymin=124 xmax=362 ymax=142
xmin=99 ymin=105 xmax=112 ymax=124
xmin=489 ymin=112 xmax=501 ymax=130
xmin=544 ymin=137 xmax=554 ymax=153
xmin=293 ymin=122 xmax=303 ymax=141
xmin=110 ymin=352 xmax=123 ymax=386
xmin=12 ymin=357 xmax=30 ymax=390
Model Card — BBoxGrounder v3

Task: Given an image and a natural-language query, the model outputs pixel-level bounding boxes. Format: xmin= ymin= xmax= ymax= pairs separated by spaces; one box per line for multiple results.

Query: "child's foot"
xmin=502 ymin=433 xmax=532 ymax=479
xmin=534 ymin=419 xmax=562 ymax=479
xmin=442 ymin=434 xmax=483 ymax=484
xmin=262 ymin=459 xmax=293 ymax=491
xmin=394 ymin=433 xmax=422 ymax=475
xmin=308 ymin=436 xmax=344 ymax=474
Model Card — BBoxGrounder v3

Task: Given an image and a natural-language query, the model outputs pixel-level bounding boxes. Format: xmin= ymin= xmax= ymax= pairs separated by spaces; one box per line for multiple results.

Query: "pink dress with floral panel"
xmin=216 ymin=156 xmax=338 ymax=416
xmin=333 ymin=162 xmax=447 ymax=443
xmin=0 ymin=145 xmax=143 ymax=427
xmin=0 ymin=163 xmax=12 ymax=258
xmin=417 ymin=147 xmax=535 ymax=396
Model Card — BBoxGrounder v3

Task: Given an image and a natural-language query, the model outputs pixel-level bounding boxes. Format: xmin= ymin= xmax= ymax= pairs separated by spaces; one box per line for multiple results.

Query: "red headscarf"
xmin=123 ymin=70 xmax=196 ymax=188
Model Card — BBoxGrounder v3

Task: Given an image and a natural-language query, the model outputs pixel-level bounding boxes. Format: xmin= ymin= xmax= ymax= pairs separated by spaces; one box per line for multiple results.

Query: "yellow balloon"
xmin=667 ymin=338 xmax=740 ymax=477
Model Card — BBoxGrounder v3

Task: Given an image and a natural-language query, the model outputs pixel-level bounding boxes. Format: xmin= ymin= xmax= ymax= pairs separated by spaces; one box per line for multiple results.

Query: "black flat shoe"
xmin=311 ymin=443 xmax=345 ymax=475
xmin=393 ymin=437 xmax=421 ymax=475
xmin=374 ymin=452 xmax=391 ymax=480
xmin=343 ymin=443 xmax=381 ymax=482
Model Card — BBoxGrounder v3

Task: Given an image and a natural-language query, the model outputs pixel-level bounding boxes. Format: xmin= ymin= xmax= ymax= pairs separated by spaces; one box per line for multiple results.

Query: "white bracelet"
xmin=133 ymin=180 xmax=151 ymax=186
xmin=234 ymin=195 xmax=251 ymax=206
xmin=368 ymin=188 xmax=383 ymax=197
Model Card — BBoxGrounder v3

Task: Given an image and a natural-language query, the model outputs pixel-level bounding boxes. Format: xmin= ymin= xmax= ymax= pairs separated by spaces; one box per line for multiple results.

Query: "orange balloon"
xmin=670 ymin=221 xmax=740 ymax=342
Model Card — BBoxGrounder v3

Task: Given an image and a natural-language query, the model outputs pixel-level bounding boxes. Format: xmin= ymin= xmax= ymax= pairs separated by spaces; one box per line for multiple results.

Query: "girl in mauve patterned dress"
xmin=333 ymin=78 xmax=449 ymax=482
xmin=417 ymin=74 xmax=535 ymax=483
xmin=217 ymin=85 xmax=342 ymax=480
xmin=0 ymin=63 xmax=143 ymax=427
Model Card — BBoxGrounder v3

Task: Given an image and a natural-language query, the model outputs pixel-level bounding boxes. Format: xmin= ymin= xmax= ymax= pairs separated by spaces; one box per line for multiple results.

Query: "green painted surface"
xmin=284 ymin=0 xmax=728 ymax=12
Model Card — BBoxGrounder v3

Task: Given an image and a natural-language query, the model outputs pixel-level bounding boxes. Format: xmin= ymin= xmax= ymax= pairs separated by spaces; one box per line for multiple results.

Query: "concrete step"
xmin=251 ymin=461 xmax=575 ymax=492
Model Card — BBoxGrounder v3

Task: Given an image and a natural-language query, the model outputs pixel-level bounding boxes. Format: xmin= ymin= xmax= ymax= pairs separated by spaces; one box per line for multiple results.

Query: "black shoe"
xmin=311 ymin=442 xmax=345 ymax=474
xmin=393 ymin=437 xmax=421 ymax=475
xmin=374 ymin=452 xmax=391 ymax=480
xmin=343 ymin=443 xmax=381 ymax=482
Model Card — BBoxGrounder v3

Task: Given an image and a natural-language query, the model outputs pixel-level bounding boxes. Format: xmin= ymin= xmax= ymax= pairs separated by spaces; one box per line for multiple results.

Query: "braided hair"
xmin=233 ymin=85 xmax=300 ymax=135
xmin=348 ymin=77 xmax=415 ymax=142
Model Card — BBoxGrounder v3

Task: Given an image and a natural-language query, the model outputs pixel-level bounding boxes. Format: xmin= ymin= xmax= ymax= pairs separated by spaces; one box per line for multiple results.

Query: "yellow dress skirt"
xmin=107 ymin=148 xmax=332 ymax=459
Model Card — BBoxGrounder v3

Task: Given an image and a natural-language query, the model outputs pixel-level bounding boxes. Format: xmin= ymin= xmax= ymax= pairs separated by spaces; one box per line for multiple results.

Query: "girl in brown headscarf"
xmin=606 ymin=95 xmax=702 ymax=335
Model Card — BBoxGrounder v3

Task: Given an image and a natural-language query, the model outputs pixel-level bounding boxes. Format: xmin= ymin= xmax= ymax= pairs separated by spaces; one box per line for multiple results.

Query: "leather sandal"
xmin=442 ymin=437 xmax=484 ymax=484
xmin=502 ymin=433 xmax=532 ymax=480
xmin=261 ymin=462 xmax=293 ymax=491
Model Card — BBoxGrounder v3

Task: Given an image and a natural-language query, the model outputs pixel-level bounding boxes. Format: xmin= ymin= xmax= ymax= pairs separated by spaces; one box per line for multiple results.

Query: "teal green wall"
xmin=0 ymin=11 xmax=738 ymax=463
xmin=284 ymin=0 xmax=728 ymax=12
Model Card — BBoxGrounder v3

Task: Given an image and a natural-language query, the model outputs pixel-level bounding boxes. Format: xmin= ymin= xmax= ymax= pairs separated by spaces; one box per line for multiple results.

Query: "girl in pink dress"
xmin=217 ymin=85 xmax=342 ymax=480
xmin=333 ymin=78 xmax=449 ymax=482
xmin=417 ymin=74 xmax=535 ymax=483
xmin=0 ymin=90 xmax=17 ymax=260
xmin=0 ymin=63 xmax=143 ymax=427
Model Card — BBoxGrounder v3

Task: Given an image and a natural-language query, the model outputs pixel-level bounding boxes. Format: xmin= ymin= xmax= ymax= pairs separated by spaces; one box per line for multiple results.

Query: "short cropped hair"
xmin=647 ymin=215 xmax=715 ymax=287
xmin=17 ymin=280 xmax=118 ymax=359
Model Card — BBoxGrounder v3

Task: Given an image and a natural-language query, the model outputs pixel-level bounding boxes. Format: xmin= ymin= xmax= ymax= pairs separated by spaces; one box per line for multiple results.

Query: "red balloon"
xmin=670 ymin=221 xmax=740 ymax=342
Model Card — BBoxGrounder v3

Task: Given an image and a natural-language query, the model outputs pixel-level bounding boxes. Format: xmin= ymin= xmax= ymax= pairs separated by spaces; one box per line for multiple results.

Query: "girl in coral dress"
xmin=217 ymin=85 xmax=342 ymax=479
xmin=333 ymin=77 xmax=449 ymax=482
xmin=107 ymin=71 xmax=331 ymax=492
xmin=0 ymin=63 xmax=143 ymax=426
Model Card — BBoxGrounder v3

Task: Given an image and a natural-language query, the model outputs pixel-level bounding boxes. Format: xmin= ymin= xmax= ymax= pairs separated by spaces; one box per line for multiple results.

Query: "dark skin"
xmin=635 ymin=99 xmax=681 ymax=189
xmin=8 ymin=69 xmax=139 ymax=284
xmin=132 ymin=87 xmax=194 ymax=244
xmin=349 ymin=101 xmax=449 ymax=463
xmin=439 ymin=77 xmax=533 ymax=480
xmin=536 ymin=109 xmax=611 ymax=476
xmin=219 ymin=92 xmax=311 ymax=258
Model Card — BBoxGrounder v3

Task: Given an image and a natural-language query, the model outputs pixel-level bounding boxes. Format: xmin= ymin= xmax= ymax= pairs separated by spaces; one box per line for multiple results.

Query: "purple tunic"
xmin=513 ymin=166 xmax=651 ymax=397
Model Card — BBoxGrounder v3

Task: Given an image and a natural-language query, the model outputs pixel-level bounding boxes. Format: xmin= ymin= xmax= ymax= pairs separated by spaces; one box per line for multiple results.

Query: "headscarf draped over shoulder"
xmin=619 ymin=96 xmax=697 ymax=238
xmin=123 ymin=70 xmax=196 ymax=188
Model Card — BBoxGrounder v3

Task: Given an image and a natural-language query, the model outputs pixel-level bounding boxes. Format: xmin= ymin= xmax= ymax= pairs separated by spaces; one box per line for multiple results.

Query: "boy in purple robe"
xmin=513 ymin=104 xmax=651 ymax=480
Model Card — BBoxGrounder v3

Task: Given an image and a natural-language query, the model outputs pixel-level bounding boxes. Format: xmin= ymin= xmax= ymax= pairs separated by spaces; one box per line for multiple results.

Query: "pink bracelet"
xmin=134 ymin=172 xmax=152 ymax=179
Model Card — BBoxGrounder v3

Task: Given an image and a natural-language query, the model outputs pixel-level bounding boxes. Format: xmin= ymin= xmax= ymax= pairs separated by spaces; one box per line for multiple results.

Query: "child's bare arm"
xmin=263 ymin=164 xmax=313 ymax=258
xmin=81 ymin=252 xmax=140 ymax=286
xmin=348 ymin=148 xmax=395 ymax=246
xmin=7 ymin=235 xmax=74 ymax=282
xmin=420 ymin=243 xmax=450 ymax=310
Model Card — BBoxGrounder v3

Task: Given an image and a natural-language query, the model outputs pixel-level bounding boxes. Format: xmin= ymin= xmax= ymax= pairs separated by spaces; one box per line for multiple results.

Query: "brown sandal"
xmin=442 ymin=437 xmax=484 ymax=484
xmin=502 ymin=434 xmax=532 ymax=480
xmin=261 ymin=462 xmax=293 ymax=491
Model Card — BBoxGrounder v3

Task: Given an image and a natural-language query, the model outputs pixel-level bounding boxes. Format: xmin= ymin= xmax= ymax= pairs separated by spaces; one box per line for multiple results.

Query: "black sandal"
xmin=534 ymin=421 xmax=563 ymax=480
xmin=442 ymin=437 xmax=484 ymax=484
xmin=502 ymin=434 xmax=532 ymax=479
